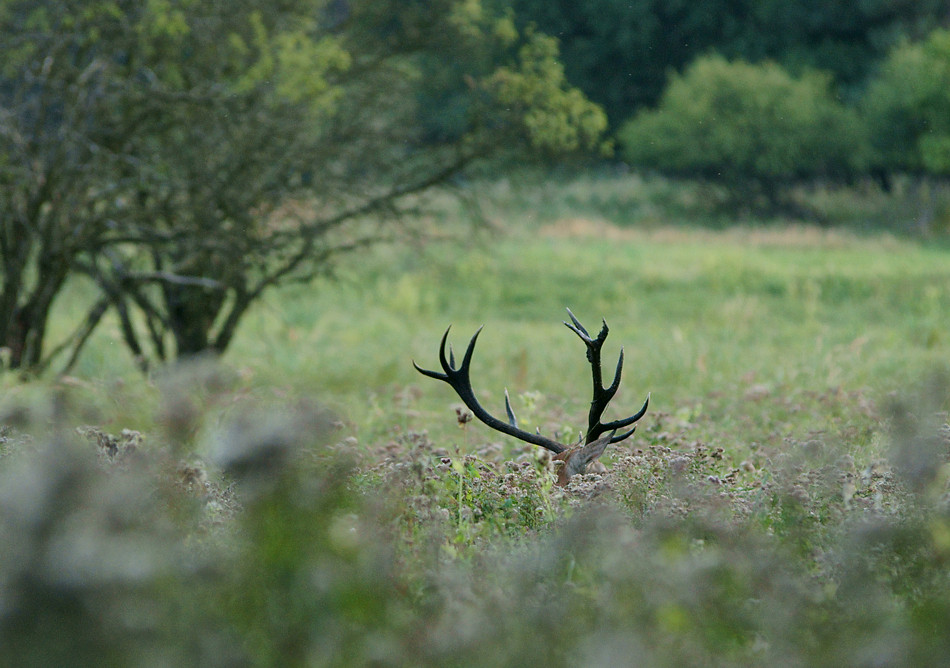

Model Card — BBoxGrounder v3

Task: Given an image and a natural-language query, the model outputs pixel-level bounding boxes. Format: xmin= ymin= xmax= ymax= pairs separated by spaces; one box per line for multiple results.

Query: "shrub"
xmin=862 ymin=29 xmax=950 ymax=177
xmin=619 ymin=55 xmax=867 ymax=212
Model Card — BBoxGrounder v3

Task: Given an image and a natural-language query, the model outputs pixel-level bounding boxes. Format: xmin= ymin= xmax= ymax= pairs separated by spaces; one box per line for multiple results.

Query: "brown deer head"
xmin=413 ymin=309 xmax=649 ymax=485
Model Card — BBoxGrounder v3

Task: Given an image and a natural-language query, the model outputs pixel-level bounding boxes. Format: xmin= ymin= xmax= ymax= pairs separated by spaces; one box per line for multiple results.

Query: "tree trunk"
xmin=164 ymin=283 xmax=228 ymax=358
xmin=1 ymin=267 xmax=68 ymax=371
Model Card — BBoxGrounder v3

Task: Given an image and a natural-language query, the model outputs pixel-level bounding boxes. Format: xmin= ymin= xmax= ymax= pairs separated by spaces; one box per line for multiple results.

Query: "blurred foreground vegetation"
xmin=0 ymin=378 xmax=950 ymax=666
xmin=2 ymin=342 xmax=950 ymax=666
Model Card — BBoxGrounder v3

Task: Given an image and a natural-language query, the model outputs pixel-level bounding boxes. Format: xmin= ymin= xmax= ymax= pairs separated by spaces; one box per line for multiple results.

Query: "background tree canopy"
xmin=618 ymin=56 xmax=867 ymax=210
xmin=509 ymin=0 xmax=948 ymax=127
xmin=863 ymin=28 xmax=950 ymax=177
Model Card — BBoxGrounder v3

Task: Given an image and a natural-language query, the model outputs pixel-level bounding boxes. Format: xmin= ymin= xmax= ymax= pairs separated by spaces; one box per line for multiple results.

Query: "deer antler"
xmin=413 ymin=309 xmax=649 ymax=485
xmin=563 ymin=307 xmax=650 ymax=446
xmin=412 ymin=326 xmax=567 ymax=454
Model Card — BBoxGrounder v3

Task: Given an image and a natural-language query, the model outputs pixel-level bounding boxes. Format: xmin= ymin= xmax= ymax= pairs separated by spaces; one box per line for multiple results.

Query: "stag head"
xmin=413 ymin=309 xmax=649 ymax=485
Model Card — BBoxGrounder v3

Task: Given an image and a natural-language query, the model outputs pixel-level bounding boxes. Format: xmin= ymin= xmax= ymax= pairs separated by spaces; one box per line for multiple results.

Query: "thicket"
xmin=863 ymin=29 xmax=950 ymax=178
xmin=503 ymin=3 xmax=950 ymax=219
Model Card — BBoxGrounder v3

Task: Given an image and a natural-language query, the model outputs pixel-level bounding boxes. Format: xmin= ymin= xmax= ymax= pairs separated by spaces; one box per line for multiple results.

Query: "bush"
xmin=619 ymin=55 xmax=867 ymax=212
xmin=862 ymin=29 xmax=950 ymax=177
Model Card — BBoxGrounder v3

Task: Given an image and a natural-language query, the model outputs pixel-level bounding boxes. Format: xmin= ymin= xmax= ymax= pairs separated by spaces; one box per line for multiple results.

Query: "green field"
xmin=55 ymin=206 xmax=950 ymax=456
xmin=5 ymin=185 xmax=950 ymax=665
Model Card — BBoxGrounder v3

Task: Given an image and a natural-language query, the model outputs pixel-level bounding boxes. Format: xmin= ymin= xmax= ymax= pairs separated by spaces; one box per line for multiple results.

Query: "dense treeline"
xmin=618 ymin=30 xmax=950 ymax=215
xmin=509 ymin=1 xmax=950 ymax=216
xmin=510 ymin=0 xmax=949 ymax=125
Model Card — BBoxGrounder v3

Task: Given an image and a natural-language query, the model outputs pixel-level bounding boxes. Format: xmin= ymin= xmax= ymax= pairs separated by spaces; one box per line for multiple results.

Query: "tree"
xmin=619 ymin=56 xmax=867 ymax=212
xmin=0 ymin=0 xmax=608 ymax=373
xmin=0 ymin=2 xmax=145 ymax=371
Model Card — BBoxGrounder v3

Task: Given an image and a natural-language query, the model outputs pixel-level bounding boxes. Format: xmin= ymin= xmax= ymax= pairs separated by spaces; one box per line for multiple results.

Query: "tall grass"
xmin=37 ymin=187 xmax=947 ymax=455
xmin=226 ymin=224 xmax=950 ymax=446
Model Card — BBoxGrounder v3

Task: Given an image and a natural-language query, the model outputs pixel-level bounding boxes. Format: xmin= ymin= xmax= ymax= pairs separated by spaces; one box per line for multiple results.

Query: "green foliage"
xmin=485 ymin=30 xmax=610 ymax=155
xmin=619 ymin=56 xmax=867 ymax=210
xmin=863 ymin=29 xmax=950 ymax=176
xmin=233 ymin=11 xmax=351 ymax=108
xmin=509 ymin=0 xmax=947 ymax=125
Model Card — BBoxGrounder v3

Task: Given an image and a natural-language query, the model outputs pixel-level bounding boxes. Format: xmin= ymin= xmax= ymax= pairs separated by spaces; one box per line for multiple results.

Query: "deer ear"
xmin=557 ymin=431 xmax=615 ymax=484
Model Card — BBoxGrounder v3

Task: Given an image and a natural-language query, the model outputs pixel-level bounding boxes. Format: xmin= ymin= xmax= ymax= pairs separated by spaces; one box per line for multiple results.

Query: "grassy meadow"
xmin=49 ymin=175 xmax=950 ymax=456
xmin=47 ymin=175 xmax=950 ymax=437
xmin=4 ymin=173 xmax=950 ymax=665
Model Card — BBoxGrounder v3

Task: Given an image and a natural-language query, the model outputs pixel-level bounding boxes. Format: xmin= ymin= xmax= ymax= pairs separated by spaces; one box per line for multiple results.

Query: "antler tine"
xmin=413 ymin=326 xmax=567 ymax=454
xmin=563 ymin=308 xmax=650 ymax=445
xmin=565 ymin=310 xmax=611 ymax=385
xmin=413 ymin=327 xmax=453 ymax=381
xmin=504 ymin=389 xmax=518 ymax=427
xmin=606 ymin=347 xmax=624 ymax=396
xmin=602 ymin=393 xmax=651 ymax=443
xmin=563 ymin=307 xmax=591 ymax=340
xmin=587 ymin=384 xmax=651 ymax=444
